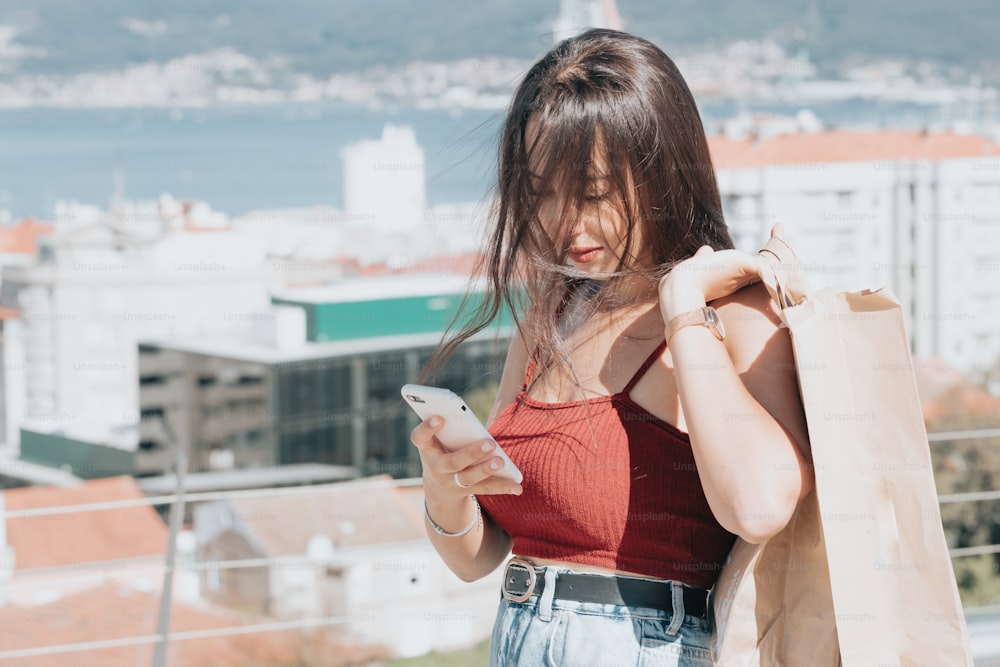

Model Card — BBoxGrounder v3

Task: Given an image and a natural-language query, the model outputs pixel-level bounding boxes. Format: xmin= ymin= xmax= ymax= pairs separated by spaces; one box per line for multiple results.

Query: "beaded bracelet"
xmin=425 ymin=495 xmax=482 ymax=537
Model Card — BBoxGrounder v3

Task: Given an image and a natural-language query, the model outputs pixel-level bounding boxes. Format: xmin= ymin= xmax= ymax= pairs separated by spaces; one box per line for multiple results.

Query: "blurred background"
xmin=0 ymin=0 xmax=998 ymax=665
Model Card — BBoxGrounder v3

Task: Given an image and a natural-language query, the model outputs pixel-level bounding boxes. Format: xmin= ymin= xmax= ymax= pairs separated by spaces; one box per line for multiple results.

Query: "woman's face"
xmin=525 ymin=117 xmax=650 ymax=277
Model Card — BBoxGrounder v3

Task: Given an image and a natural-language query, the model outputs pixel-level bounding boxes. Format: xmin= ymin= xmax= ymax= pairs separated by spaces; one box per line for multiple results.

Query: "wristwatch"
xmin=665 ymin=306 xmax=725 ymax=346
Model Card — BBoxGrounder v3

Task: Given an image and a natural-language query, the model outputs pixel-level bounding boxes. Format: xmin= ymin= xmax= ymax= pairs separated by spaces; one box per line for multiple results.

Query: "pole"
xmin=151 ymin=449 xmax=187 ymax=667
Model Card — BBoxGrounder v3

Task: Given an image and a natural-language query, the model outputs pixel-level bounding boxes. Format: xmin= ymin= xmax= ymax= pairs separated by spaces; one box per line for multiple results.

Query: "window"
xmin=320 ymin=364 xmax=352 ymax=411
xmin=367 ymin=354 xmax=407 ymax=403
xmin=141 ymin=407 xmax=165 ymax=420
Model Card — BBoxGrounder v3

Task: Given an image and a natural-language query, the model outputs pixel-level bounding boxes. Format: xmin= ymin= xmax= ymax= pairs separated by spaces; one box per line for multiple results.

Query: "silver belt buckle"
xmin=502 ymin=557 xmax=537 ymax=603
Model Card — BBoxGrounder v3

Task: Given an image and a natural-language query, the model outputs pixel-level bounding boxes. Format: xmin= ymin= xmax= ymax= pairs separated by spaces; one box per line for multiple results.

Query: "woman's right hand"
xmin=410 ymin=416 xmax=523 ymax=501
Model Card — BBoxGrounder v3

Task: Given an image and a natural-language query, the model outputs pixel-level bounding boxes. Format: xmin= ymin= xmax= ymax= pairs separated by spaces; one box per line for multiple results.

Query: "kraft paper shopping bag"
xmin=709 ymin=235 xmax=974 ymax=667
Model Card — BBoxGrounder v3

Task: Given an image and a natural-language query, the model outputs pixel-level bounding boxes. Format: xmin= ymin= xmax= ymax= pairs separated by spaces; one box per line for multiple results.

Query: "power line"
xmin=1 ymin=445 xmax=998 ymax=659
xmin=940 ymin=489 xmax=1000 ymax=504
xmin=0 ymin=544 xmax=428 ymax=591
xmin=3 ymin=475 xmax=423 ymax=519
xmin=951 ymin=544 xmax=1000 ymax=558
xmin=0 ymin=615 xmax=351 ymax=661
xmin=927 ymin=427 xmax=1000 ymax=442
xmin=5 ymin=428 xmax=998 ymax=520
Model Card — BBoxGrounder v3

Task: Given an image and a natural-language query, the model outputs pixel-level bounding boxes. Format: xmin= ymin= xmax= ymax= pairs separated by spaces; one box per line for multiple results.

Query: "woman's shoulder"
xmin=486 ymin=329 xmax=530 ymax=428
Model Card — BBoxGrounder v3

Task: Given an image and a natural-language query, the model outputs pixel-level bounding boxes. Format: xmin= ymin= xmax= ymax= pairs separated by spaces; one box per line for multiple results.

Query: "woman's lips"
xmin=568 ymin=246 xmax=602 ymax=263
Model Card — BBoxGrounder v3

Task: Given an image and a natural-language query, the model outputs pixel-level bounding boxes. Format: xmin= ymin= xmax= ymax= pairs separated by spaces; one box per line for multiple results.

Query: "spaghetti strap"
xmin=621 ymin=339 xmax=667 ymax=395
xmin=521 ymin=359 xmax=536 ymax=391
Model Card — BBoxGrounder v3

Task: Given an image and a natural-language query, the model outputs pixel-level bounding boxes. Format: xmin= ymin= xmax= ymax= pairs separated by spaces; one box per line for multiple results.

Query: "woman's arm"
xmin=659 ymin=242 xmax=814 ymax=545
xmin=411 ymin=330 xmax=527 ymax=581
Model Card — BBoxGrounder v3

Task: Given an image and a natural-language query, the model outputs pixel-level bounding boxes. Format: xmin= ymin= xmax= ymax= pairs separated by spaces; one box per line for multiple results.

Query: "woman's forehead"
xmin=523 ymin=117 xmax=610 ymax=181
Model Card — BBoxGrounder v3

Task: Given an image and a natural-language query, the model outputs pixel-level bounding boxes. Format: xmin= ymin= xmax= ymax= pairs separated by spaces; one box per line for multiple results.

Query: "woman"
xmin=410 ymin=28 xmax=814 ymax=666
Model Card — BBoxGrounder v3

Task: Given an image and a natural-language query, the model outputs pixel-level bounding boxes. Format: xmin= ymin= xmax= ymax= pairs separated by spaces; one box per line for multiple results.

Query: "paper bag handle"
xmin=755 ymin=235 xmax=813 ymax=311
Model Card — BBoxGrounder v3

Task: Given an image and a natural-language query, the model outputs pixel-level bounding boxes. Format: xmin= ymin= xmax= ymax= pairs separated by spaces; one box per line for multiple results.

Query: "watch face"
xmin=705 ymin=307 xmax=725 ymax=339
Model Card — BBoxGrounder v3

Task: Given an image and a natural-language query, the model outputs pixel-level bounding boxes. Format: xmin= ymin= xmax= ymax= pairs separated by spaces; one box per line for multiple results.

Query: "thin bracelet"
xmin=425 ymin=496 xmax=482 ymax=537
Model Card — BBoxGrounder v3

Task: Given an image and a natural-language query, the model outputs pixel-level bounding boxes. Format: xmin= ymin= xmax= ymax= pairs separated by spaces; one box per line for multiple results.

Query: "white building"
xmin=340 ymin=123 xmax=488 ymax=267
xmin=711 ymin=128 xmax=1000 ymax=377
xmin=552 ymin=0 xmax=622 ymax=43
xmin=0 ymin=198 xmax=344 ymax=458
xmin=194 ymin=476 xmax=503 ymax=658
xmin=341 ymin=124 xmax=426 ymax=236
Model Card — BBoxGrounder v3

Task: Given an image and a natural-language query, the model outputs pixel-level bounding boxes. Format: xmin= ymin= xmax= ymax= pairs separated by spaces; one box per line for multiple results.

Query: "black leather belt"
xmin=501 ymin=558 xmax=708 ymax=618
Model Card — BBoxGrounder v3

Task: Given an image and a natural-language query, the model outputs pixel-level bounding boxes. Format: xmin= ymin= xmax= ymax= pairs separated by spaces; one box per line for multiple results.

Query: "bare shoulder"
xmin=486 ymin=328 xmax=529 ymax=428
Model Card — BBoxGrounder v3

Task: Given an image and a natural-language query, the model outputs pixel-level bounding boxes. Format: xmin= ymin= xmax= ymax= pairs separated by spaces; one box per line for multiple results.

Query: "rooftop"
xmin=270 ymin=271 xmax=478 ymax=304
xmin=709 ymin=129 xmax=1000 ymax=169
xmin=0 ymin=581 xmax=386 ymax=667
xmin=3 ymin=476 xmax=167 ymax=571
xmin=143 ymin=325 xmax=509 ymax=365
xmin=0 ymin=452 xmax=82 ymax=488
xmin=135 ymin=463 xmax=359 ymax=496
xmin=198 ymin=475 xmax=425 ymax=555
xmin=0 ymin=218 xmax=53 ymax=255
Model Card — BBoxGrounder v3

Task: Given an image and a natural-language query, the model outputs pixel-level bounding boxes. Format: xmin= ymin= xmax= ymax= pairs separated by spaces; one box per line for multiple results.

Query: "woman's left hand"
xmin=658 ymin=224 xmax=784 ymax=321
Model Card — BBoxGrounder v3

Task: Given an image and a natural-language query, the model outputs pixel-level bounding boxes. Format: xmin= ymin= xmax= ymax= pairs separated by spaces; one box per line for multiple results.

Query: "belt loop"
xmin=537 ymin=567 xmax=557 ymax=622
xmin=665 ymin=581 xmax=685 ymax=636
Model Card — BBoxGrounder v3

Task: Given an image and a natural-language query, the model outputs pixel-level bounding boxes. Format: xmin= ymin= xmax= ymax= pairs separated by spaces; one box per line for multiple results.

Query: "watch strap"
xmin=665 ymin=306 xmax=723 ymax=346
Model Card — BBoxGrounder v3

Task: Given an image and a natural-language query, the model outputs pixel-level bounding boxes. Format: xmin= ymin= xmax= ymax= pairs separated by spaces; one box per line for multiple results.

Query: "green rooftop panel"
xmin=19 ymin=428 xmax=134 ymax=479
xmin=272 ymin=290 xmax=513 ymax=343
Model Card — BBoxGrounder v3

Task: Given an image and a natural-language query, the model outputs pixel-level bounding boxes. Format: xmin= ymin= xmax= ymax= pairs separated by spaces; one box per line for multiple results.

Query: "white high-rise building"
xmin=341 ymin=124 xmax=426 ymax=235
xmin=710 ymin=128 xmax=1000 ymax=377
xmin=552 ymin=0 xmax=623 ymax=43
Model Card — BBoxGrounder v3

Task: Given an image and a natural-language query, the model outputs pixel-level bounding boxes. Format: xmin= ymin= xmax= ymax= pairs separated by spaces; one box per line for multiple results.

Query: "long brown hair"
xmin=424 ymin=28 xmax=733 ymax=392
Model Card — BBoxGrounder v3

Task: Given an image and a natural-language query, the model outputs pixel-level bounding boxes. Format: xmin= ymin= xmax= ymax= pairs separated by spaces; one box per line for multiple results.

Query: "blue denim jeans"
xmin=489 ymin=565 xmax=714 ymax=666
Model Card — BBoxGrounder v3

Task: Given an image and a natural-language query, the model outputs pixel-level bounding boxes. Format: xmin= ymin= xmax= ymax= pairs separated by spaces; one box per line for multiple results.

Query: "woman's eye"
xmin=585 ymin=191 xmax=608 ymax=203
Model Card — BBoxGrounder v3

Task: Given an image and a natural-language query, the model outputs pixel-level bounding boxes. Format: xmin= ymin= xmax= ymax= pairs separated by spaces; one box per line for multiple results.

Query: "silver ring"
xmin=454 ymin=471 xmax=472 ymax=489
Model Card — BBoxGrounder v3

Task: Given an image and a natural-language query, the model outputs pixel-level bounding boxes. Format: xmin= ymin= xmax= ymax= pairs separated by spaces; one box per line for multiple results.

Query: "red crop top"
xmin=477 ymin=340 xmax=737 ymax=589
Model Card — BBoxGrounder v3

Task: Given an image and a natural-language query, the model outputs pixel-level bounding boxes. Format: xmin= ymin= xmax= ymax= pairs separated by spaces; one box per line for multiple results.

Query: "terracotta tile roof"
xmin=3 ymin=476 xmax=168 ymax=570
xmin=708 ymin=130 xmax=1000 ymax=169
xmin=0 ymin=218 xmax=52 ymax=255
xmin=0 ymin=581 xmax=387 ymax=667
xmin=396 ymin=483 xmax=427 ymax=524
xmin=183 ymin=219 xmax=233 ymax=232
xmin=915 ymin=357 xmax=1000 ymax=424
xmin=915 ymin=357 xmax=971 ymax=408
xmin=337 ymin=251 xmax=483 ymax=277
xmin=222 ymin=475 xmax=424 ymax=556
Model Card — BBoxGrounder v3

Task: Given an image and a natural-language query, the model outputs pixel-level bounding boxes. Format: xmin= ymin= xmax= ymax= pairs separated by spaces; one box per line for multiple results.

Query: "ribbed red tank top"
xmin=478 ymin=340 xmax=737 ymax=589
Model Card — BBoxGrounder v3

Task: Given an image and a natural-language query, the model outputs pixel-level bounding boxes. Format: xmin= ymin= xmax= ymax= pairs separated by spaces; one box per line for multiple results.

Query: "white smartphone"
xmin=401 ymin=383 xmax=523 ymax=484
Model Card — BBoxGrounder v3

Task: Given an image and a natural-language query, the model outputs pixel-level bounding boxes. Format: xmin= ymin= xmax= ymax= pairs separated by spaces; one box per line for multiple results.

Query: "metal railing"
xmin=0 ymin=429 xmax=998 ymax=662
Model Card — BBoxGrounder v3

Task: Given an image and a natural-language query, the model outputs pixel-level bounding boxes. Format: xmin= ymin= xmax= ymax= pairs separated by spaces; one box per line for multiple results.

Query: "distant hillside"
xmin=1 ymin=0 xmax=997 ymax=80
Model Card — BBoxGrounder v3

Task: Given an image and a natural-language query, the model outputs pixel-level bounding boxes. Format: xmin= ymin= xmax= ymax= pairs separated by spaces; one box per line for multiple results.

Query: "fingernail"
xmin=490 ymin=459 xmax=502 ymax=470
xmin=429 ymin=417 xmax=441 ymax=427
xmin=481 ymin=441 xmax=494 ymax=452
